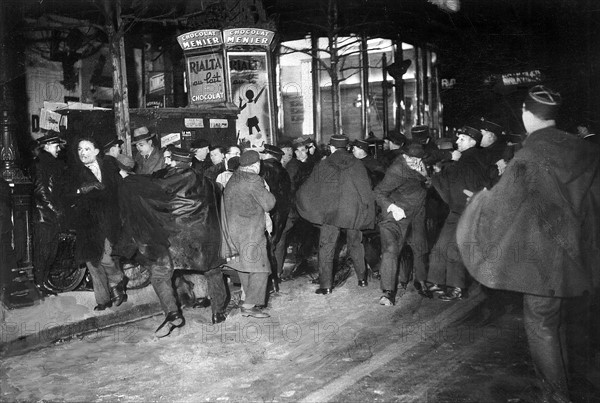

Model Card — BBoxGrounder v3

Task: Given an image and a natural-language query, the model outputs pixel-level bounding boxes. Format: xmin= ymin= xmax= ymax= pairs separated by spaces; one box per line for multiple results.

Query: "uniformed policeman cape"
xmin=457 ymin=127 xmax=600 ymax=297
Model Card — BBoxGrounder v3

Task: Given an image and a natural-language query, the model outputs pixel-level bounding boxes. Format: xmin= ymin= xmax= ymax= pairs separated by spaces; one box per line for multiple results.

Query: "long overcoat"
xmin=261 ymin=158 xmax=291 ymax=245
xmin=296 ymin=149 xmax=375 ymax=230
xmin=457 ymin=127 xmax=600 ymax=297
xmin=222 ymin=170 xmax=276 ymax=273
xmin=66 ymin=157 xmax=121 ymax=266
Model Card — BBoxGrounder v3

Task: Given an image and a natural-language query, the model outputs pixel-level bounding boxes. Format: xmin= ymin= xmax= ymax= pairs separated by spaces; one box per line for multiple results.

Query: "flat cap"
xmin=190 ymin=138 xmax=210 ymax=150
xmin=352 ymin=139 xmax=370 ymax=152
xmin=239 ymin=150 xmax=260 ymax=166
xmin=457 ymin=125 xmax=483 ymax=145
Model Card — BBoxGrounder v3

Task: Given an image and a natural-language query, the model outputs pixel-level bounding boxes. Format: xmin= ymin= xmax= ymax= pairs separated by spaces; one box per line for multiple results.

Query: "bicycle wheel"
xmin=45 ymin=232 xmax=87 ymax=292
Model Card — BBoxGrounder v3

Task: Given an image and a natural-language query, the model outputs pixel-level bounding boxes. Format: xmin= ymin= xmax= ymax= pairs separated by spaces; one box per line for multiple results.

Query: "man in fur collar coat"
xmin=66 ymin=137 xmax=126 ymax=311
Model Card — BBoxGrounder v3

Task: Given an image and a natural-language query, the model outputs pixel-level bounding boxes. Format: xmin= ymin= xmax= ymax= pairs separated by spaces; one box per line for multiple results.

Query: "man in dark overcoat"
xmin=457 ymin=85 xmax=600 ymax=401
xmin=296 ymin=134 xmax=375 ymax=294
xmin=352 ymin=139 xmax=386 ymax=188
xmin=222 ymin=150 xmax=276 ymax=318
xmin=260 ymin=144 xmax=292 ymax=283
xmin=374 ymin=142 xmax=429 ymax=305
xmin=31 ymin=131 xmax=67 ymax=296
xmin=66 ymin=137 xmax=126 ymax=311
xmin=426 ymin=125 xmax=488 ymax=301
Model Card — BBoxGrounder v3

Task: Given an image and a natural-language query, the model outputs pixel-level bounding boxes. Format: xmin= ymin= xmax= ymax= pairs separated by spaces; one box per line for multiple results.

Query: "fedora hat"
xmin=131 ymin=126 xmax=156 ymax=144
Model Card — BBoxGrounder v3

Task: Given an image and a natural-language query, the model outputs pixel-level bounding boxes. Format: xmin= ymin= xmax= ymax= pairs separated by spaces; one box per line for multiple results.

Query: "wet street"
xmin=2 ymin=277 xmax=599 ymax=402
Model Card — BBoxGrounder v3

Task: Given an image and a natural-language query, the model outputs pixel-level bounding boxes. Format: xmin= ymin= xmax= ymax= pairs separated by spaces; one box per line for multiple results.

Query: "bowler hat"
xmin=239 ymin=150 xmax=260 ymax=166
xmin=36 ymin=131 xmax=66 ymax=146
xmin=261 ymin=144 xmax=284 ymax=156
xmin=329 ymin=134 xmax=349 ymax=148
xmin=131 ymin=126 xmax=156 ymax=144
xmin=458 ymin=125 xmax=483 ymax=145
xmin=292 ymin=136 xmax=310 ymax=148
xmin=170 ymin=147 xmax=193 ymax=163
xmin=103 ymin=137 xmax=124 ymax=151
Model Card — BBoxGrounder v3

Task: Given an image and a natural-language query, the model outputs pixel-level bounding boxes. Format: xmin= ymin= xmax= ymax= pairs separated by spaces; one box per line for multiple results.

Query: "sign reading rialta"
xmin=177 ymin=29 xmax=223 ymax=51
xmin=223 ymin=28 xmax=275 ymax=48
xmin=186 ymin=53 xmax=225 ymax=104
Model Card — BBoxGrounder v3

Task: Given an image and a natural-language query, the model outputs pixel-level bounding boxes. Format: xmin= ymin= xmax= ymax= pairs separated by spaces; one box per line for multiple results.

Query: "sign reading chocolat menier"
xmin=177 ymin=29 xmax=223 ymax=51
xmin=223 ymin=28 xmax=275 ymax=48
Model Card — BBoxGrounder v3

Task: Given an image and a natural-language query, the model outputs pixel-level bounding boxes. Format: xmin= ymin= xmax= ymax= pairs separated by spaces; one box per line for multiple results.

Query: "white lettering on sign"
xmin=191 ymin=93 xmax=224 ymax=102
xmin=161 ymin=132 xmax=181 ymax=148
xmin=210 ymin=119 xmax=228 ymax=128
xmin=184 ymin=118 xmax=204 ymax=128
xmin=177 ymin=30 xmax=223 ymax=51
xmin=502 ymin=70 xmax=542 ymax=86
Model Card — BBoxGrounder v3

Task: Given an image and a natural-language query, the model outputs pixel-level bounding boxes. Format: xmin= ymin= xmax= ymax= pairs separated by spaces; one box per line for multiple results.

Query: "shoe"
xmin=358 ymin=280 xmax=368 ymax=287
xmin=379 ymin=290 xmax=395 ymax=306
xmin=212 ymin=312 xmax=226 ymax=324
xmin=155 ymin=311 xmax=185 ymax=338
xmin=315 ymin=288 xmax=332 ymax=295
xmin=428 ymin=284 xmax=445 ymax=294
xmin=94 ymin=302 xmax=113 ymax=311
xmin=399 ymin=282 xmax=408 ymax=290
xmin=439 ymin=287 xmax=464 ymax=301
xmin=240 ymin=306 xmax=270 ymax=318
xmin=110 ymin=278 xmax=128 ymax=307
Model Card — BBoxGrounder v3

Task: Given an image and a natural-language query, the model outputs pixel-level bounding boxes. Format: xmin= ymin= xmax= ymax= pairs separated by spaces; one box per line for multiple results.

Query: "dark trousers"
xmin=379 ymin=218 xmax=410 ymax=292
xmin=318 ymin=224 xmax=366 ymax=289
xmin=274 ymin=214 xmax=294 ymax=276
xmin=238 ymin=271 xmax=269 ymax=306
xmin=523 ymin=293 xmax=570 ymax=401
xmin=427 ymin=211 xmax=467 ymax=289
xmin=205 ymin=267 xmax=228 ymax=314
xmin=407 ymin=205 xmax=428 ymax=283
xmin=149 ymin=254 xmax=178 ymax=315
xmin=86 ymin=238 xmax=124 ymax=305
xmin=33 ymin=222 xmax=59 ymax=286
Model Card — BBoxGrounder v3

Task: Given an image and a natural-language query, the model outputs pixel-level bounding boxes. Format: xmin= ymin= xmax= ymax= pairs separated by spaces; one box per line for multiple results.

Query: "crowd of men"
xmin=30 ymin=85 xmax=598 ymax=401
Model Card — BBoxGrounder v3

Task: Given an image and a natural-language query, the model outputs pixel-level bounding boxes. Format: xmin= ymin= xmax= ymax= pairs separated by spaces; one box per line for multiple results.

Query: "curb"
xmin=0 ymin=301 xmax=162 ymax=358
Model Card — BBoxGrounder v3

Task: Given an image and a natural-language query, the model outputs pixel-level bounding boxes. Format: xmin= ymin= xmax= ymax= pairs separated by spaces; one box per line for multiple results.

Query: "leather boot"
xmin=110 ymin=277 xmax=128 ymax=307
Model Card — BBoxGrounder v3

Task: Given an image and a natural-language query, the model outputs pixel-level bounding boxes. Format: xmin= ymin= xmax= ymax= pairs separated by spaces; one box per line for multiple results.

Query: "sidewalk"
xmin=0 ymin=284 xmax=163 ymax=357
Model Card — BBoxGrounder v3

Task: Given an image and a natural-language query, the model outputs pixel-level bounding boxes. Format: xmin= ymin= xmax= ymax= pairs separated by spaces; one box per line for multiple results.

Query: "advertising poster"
xmin=228 ymin=52 xmax=271 ymax=148
xmin=186 ymin=52 xmax=226 ymax=105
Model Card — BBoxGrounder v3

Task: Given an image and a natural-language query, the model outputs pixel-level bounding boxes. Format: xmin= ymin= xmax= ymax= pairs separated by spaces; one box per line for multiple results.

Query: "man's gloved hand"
xmin=387 ymin=204 xmax=406 ymax=221
xmin=79 ymin=181 xmax=104 ymax=194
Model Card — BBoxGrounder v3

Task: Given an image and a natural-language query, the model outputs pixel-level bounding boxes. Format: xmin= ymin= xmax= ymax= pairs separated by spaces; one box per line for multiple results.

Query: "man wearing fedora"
xmin=296 ymin=134 xmax=375 ymax=294
xmin=457 ymin=85 xmax=600 ymax=402
xmin=374 ymin=141 xmax=430 ymax=305
xmin=31 ymin=131 xmax=67 ymax=296
xmin=132 ymin=126 xmax=165 ymax=175
xmin=427 ymin=125 xmax=488 ymax=301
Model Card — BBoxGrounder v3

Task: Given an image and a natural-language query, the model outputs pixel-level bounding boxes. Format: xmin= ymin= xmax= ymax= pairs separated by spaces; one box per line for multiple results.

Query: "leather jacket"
xmin=33 ymin=151 xmax=66 ymax=226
